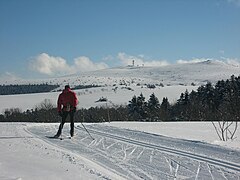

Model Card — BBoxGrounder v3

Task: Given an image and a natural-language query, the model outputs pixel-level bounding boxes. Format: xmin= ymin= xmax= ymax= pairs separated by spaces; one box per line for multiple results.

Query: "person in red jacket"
xmin=54 ymin=85 xmax=78 ymax=138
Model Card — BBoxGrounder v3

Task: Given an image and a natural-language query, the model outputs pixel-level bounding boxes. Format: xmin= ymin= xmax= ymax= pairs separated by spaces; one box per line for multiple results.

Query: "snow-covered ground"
xmin=0 ymin=122 xmax=240 ymax=180
xmin=0 ymin=123 xmax=123 ymax=180
xmin=108 ymin=122 xmax=240 ymax=151
xmin=0 ymin=85 xmax=197 ymax=113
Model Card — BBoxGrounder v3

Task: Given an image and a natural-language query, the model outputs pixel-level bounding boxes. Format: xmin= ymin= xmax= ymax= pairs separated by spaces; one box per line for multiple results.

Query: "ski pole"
xmin=81 ymin=110 xmax=94 ymax=140
xmin=81 ymin=122 xmax=95 ymax=140
xmin=58 ymin=115 xmax=63 ymax=140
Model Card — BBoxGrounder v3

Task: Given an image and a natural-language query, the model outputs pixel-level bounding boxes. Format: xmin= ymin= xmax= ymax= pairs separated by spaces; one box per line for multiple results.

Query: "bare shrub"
xmin=35 ymin=99 xmax=54 ymax=110
xmin=212 ymin=121 xmax=238 ymax=141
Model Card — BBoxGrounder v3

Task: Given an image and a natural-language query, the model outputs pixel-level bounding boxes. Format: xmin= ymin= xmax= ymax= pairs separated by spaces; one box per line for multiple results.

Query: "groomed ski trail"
xmin=28 ymin=123 xmax=240 ymax=180
xmin=75 ymin=125 xmax=240 ymax=172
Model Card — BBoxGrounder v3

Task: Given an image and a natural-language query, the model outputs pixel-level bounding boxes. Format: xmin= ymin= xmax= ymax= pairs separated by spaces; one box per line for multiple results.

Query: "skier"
xmin=54 ymin=85 xmax=78 ymax=138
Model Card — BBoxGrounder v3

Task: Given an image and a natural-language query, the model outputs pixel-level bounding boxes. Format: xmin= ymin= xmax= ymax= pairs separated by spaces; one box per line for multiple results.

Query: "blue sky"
xmin=0 ymin=0 xmax=240 ymax=79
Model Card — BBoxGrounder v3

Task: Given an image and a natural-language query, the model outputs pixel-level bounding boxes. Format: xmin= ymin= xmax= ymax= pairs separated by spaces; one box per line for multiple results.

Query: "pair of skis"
xmin=50 ymin=110 xmax=95 ymax=140
xmin=48 ymin=122 xmax=94 ymax=140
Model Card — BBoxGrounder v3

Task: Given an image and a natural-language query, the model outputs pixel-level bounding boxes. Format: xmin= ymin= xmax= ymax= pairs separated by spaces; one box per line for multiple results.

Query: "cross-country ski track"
xmin=26 ymin=123 xmax=240 ymax=180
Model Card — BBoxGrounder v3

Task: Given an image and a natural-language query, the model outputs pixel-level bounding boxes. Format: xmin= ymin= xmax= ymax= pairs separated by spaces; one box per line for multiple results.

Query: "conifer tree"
xmin=137 ymin=93 xmax=147 ymax=120
xmin=147 ymin=93 xmax=160 ymax=121
xmin=128 ymin=95 xmax=138 ymax=114
xmin=148 ymin=93 xmax=160 ymax=110
xmin=160 ymin=97 xmax=171 ymax=121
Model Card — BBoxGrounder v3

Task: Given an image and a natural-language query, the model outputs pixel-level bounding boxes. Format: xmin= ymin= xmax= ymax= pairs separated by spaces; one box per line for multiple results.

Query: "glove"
xmin=58 ymin=111 xmax=63 ymax=117
xmin=72 ymin=107 xmax=76 ymax=113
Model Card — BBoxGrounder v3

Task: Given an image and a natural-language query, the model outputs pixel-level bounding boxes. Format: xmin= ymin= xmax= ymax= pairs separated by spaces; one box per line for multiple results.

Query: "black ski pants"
xmin=56 ymin=111 xmax=75 ymax=136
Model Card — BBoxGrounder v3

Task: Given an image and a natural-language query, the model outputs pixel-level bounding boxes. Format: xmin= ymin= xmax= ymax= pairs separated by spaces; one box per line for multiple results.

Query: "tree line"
xmin=0 ymin=84 xmax=60 ymax=95
xmin=1 ymin=75 xmax=240 ymax=122
xmin=128 ymin=75 xmax=240 ymax=121
xmin=0 ymin=104 xmax=129 ymax=123
xmin=172 ymin=75 xmax=240 ymax=121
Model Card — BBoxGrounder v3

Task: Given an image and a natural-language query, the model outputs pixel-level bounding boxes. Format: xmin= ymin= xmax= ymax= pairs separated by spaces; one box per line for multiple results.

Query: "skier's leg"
xmin=55 ymin=112 xmax=67 ymax=137
xmin=70 ymin=112 xmax=75 ymax=137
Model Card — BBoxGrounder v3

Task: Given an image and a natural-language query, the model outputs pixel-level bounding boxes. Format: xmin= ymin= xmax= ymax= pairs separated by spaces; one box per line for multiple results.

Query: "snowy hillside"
xmin=1 ymin=60 xmax=240 ymax=87
xmin=80 ymin=60 xmax=240 ymax=86
xmin=0 ymin=60 xmax=240 ymax=113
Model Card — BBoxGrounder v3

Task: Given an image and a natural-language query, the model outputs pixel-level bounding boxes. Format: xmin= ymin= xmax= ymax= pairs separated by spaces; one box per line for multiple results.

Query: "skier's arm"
xmin=73 ymin=92 xmax=78 ymax=108
xmin=57 ymin=94 xmax=62 ymax=112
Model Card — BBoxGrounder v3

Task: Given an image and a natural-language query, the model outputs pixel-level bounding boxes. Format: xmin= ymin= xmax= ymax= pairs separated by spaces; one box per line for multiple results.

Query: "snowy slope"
xmin=0 ymin=60 xmax=240 ymax=113
xmin=1 ymin=60 xmax=240 ymax=87
xmin=0 ymin=123 xmax=124 ymax=180
xmin=82 ymin=60 xmax=240 ymax=86
xmin=0 ymin=85 xmax=196 ymax=113
xmin=1 ymin=122 xmax=240 ymax=180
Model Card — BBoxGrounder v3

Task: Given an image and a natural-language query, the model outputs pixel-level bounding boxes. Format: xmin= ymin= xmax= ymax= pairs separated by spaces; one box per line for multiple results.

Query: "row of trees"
xmin=128 ymin=93 xmax=170 ymax=121
xmin=73 ymin=84 xmax=101 ymax=90
xmin=0 ymin=84 xmax=59 ymax=95
xmin=128 ymin=75 xmax=240 ymax=121
xmin=172 ymin=75 xmax=240 ymax=121
xmin=0 ymin=104 xmax=128 ymax=123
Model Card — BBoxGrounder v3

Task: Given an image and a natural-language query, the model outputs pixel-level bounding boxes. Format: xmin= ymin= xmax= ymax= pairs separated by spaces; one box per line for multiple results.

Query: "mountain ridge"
xmin=1 ymin=60 xmax=239 ymax=88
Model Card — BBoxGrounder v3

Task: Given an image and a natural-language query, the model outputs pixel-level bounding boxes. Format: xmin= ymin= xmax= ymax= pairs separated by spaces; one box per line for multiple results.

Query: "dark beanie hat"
xmin=65 ymin=85 xmax=70 ymax=89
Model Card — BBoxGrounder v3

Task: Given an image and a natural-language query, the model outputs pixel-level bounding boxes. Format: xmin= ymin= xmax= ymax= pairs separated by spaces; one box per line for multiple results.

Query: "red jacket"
xmin=57 ymin=88 xmax=78 ymax=112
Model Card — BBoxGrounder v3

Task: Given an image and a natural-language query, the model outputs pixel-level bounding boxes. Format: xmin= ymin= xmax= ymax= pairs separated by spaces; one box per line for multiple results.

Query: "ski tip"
xmin=46 ymin=136 xmax=58 ymax=139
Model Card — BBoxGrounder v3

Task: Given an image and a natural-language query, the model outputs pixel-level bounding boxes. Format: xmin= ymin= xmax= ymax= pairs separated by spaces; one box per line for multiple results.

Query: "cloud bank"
xmin=29 ymin=53 xmax=109 ymax=76
xmin=74 ymin=56 xmax=109 ymax=72
xmin=177 ymin=57 xmax=240 ymax=67
xmin=29 ymin=52 xmax=170 ymax=76
xmin=222 ymin=58 xmax=240 ymax=67
xmin=176 ymin=58 xmax=212 ymax=64
xmin=117 ymin=52 xmax=169 ymax=67
xmin=29 ymin=52 xmax=240 ymax=77
xmin=29 ymin=53 xmax=73 ymax=75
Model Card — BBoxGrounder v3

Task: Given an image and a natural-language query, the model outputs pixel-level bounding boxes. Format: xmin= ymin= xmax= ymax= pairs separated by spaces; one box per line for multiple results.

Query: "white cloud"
xmin=177 ymin=57 xmax=240 ymax=67
xmin=117 ymin=52 xmax=169 ymax=67
xmin=222 ymin=58 xmax=240 ymax=67
xmin=29 ymin=53 xmax=73 ymax=75
xmin=29 ymin=53 xmax=240 ymax=77
xmin=177 ymin=58 xmax=212 ymax=64
xmin=74 ymin=56 xmax=109 ymax=72
xmin=29 ymin=53 xmax=108 ymax=76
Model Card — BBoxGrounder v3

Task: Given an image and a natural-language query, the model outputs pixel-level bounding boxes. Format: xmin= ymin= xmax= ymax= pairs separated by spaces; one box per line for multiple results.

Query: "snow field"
xmin=0 ymin=85 xmax=197 ymax=113
xmin=0 ymin=123 xmax=124 ymax=180
xmin=0 ymin=122 xmax=240 ymax=180
xmin=107 ymin=122 xmax=240 ymax=150
xmin=27 ymin=123 xmax=240 ymax=180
